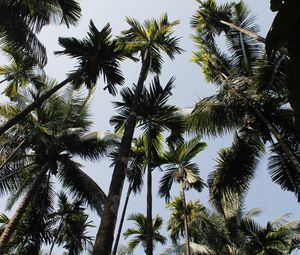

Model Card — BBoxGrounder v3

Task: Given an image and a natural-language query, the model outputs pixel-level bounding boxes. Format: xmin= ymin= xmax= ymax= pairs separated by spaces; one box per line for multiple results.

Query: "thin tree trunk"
xmin=146 ymin=123 xmax=153 ymax=255
xmin=111 ymin=183 xmax=133 ymax=255
xmin=49 ymin=218 xmax=64 ymax=255
xmin=180 ymin=183 xmax=191 ymax=255
xmin=0 ymin=163 xmax=50 ymax=252
xmin=0 ymin=78 xmax=72 ymax=136
xmin=0 ymin=139 xmax=26 ymax=170
xmin=92 ymin=49 xmax=151 ymax=255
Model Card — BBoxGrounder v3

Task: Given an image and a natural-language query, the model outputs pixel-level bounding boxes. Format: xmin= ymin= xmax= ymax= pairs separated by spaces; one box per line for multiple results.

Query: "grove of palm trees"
xmin=0 ymin=0 xmax=299 ymax=254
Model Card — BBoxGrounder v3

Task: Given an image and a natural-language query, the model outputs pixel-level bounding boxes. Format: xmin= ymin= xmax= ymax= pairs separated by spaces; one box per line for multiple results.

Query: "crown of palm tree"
xmin=55 ymin=21 xmax=126 ymax=95
xmin=0 ymin=82 xmax=114 ymax=215
xmin=123 ymin=213 xmax=166 ymax=253
xmin=0 ymin=0 xmax=82 ymax=66
xmin=159 ymin=137 xmax=207 ymax=201
xmin=118 ymin=14 xmax=183 ymax=74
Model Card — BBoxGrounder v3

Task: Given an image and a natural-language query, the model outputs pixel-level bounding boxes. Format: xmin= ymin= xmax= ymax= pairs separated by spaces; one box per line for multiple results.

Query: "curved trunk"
xmin=180 ymin=183 xmax=191 ymax=255
xmin=111 ymin=183 xmax=133 ymax=255
xmin=92 ymin=49 xmax=151 ymax=255
xmin=146 ymin=123 xmax=153 ymax=255
xmin=0 ymin=163 xmax=50 ymax=252
xmin=0 ymin=77 xmax=72 ymax=136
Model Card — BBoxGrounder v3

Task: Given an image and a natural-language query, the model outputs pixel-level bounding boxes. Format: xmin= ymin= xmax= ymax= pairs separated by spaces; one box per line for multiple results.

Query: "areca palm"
xmin=189 ymin=0 xmax=300 ymax=202
xmin=0 ymin=20 xmax=125 ymax=136
xmin=49 ymin=192 xmax=94 ymax=255
xmin=93 ymin=15 xmax=182 ymax=254
xmin=0 ymin=0 xmax=81 ymax=66
xmin=123 ymin=213 xmax=167 ymax=254
xmin=165 ymin=197 xmax=300 ymax=255
xmin=0 ymin=82 xmax=112 ymax=251
xmin=191 ymin=0 xmax=265 ymax=46
xmin=159 ymin=137 xmax=206 ymax=255
xmin=110 ymin=76 xmax=185 ymax=255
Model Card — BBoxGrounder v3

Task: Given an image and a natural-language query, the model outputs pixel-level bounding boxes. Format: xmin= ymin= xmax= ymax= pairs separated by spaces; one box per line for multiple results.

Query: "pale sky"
xmin=1 ymin=1 xmax=300 ymax=254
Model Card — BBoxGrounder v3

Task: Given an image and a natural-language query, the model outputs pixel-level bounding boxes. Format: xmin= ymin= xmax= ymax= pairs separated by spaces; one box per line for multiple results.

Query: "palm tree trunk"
xmin=180 ymin=183 xmax=191 ymax=255
xmin=0 ymin=163 xmax=50 ymax=252
xmin=0 ymin=139 xmax=26 ymax=170
xmin=254 ymin=108 xmax=300 ymax=171
xmin=111 ymin=183 xmax=133 ymax=255
xmin=92 ymin=49 xmax=151 ymax=255
xmin=146 ymin=124 xmax=153 ymax=255
xmin=49 ymin=218 xmax=64 ymax=255
xmin=0 ymin=77 xmax=72 ymax=136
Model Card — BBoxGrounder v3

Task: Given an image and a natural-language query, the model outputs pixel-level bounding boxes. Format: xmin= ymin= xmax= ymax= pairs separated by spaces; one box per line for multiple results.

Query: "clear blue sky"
xmin=1 ymin=1 xmax=299 ymax=254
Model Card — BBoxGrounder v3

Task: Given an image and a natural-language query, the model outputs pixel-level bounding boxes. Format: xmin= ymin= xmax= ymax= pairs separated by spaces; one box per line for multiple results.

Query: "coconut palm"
xmin=0 ymin=44 xmax=44 ymax=99
xmin=93 ymin=14 xmax=182 ymax=254
xmin=0 ymin=82 xmax=112 ymax=251
xmin=159 ymin=137 xmax=206 ymax=255
xmin=49 ymin=192 xmax=94 ymax=255
xmin=0 ymin=20 xmax=125 ymax=136
xmin=110 ymin=76 xmax=185 ymax=255
xmin=164 ymin=203 xmax=300 ymax=255
xmin=0 ymin=0 xmax=81 ymax=66
xmin=191 ymin=0 xmax=265 ymax=45
xmin=112 ymin=137 xmax=146 ymax=255
xmin=123 ymin=213 xmax=167 ymax=254
xmin=189 ymin=0 xmax=300 ymax=202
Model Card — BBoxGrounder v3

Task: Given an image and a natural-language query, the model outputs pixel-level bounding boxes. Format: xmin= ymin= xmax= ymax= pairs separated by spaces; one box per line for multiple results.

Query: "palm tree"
xmin=49 ymin=192 xmax=95 ymax=255
xmin=166 ymin=198 xmax=205 ymax=245
xmin=123 ymin=213 xmax=167 ymax=254
xmin=0 ymin=44 xmax=43 ymax=99
xmin=266 ymin=0 xmax=300 ymax=134
xmin=189 ymin=0 xmax=300 ymax=201
xmin=0 ymin=20 xmax=125 ymax=136
xmin=159 ymin=137 xmax=206 ymax=255
xmin=0 ymin=83 xmax=112 ymax=251
xmin=110 ymin=76 xmax=185 ymax=255
xmin=93 ymin=14 xmax=182 ymax=254
xmin=112 ymin=137 xmax=146 ymax=255
xmin=0 ymin=0 xmax=81 ymax=66
xmin=191 ymin=0 xmax=265 ymax=45
xmin=164 ymin=203 xmax=300 ymax=255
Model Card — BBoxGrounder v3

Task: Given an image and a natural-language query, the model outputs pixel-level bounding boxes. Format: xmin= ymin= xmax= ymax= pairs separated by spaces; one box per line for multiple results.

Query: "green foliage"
xmin=123 ymin=213 xmax=166 ymax=253
xmin=159 ymin=137 xmax=207 ymax=201
xmin=55 ymin=21 xmax=125 ymax=94
xmin=118 ymin=14 xmax=183 ymax=74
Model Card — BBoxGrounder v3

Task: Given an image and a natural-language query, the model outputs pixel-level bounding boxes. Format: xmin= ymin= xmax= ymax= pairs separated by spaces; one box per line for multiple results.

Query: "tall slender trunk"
xmin=0 ymin=163 xmax=50 ymax=252
xmin=0 ymin=78 xmax=72 ymax=136
xmin=146 ymin=123 xmax=153 ymax=255
xmin=180 ymin=183 xmax=191 ymax=255
xmin=92 ymin=49 xmax=151 ymax=255
xmin=111 ymin=183 xmax=133 ymax=255
xmin=0 ymin=139 xmax=26 ymax=170
xmin=49 ymin=218 xmax=64 ymax=255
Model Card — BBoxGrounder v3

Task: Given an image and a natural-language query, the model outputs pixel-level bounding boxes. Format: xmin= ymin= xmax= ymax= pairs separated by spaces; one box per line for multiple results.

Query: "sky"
xmin=1 ymin=0 xmax=300 ymax=254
